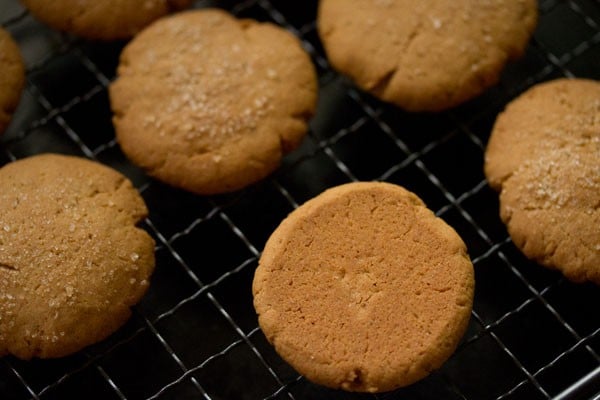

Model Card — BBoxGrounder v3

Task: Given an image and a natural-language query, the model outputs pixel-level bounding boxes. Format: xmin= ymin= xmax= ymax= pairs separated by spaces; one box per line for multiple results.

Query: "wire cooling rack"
xmin=1 ymin=0 xmax=599 ymax=399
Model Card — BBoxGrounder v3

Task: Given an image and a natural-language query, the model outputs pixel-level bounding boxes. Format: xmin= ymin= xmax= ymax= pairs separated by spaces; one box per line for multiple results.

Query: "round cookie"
xmin=253 ymin=182 xmax=474 ymax=392
xmin=485 ymin=78 xmax=600 ymax=285
xmin=109 ymin=9 xmax=318 ymax=195
xmin=317 ymin=0 xmax=537 ymax=112
xmin=0 ymin=154 xmax=155 ymax=359
xmin=20 ymin=0 xmax=192 ymax=40
xmin=0 ymin=27 xmax=25 ymax=134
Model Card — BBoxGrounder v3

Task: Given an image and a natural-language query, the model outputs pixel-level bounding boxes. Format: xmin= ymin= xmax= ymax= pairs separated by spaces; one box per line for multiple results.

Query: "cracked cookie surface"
xmin=0 ymin=154 xmax=155 ymax=359
xmin=253 ymin=182 xmax=474 ymax=392
xmin=21 ymin=0 xmax=191 ymax=40
xmin=317 ymin=0 xmax=537 ymax=111
xmin=485 ymin=78 xmax=600 ymax=285
xmin=0 ymin=27 xmax=24 ymax=135
xmin=109 ymin=9 xmax=318 ymax=195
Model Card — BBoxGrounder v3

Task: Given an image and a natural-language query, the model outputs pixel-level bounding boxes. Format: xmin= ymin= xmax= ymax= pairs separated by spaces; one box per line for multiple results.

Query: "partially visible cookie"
xmin=0 ymin=27 xmax=24 ymax=134
xmin=109 ymin=9 xmax=318 ymax=195
xmin=20 ymin=0 xmax=192 ymax=40
xmin=317 ymin=0 xmax=537 ymax=111
xmin=0 ymin=154 xmax=155 ymax=359
xmin=253 ymin=182 xmax=474 ymax=392
xmin=485 ymin=78 xmax=600 ymax=284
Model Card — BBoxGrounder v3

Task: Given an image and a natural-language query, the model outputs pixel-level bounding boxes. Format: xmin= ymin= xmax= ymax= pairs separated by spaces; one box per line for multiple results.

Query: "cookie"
xmin=253 ymin=182 xmax=474 ymax=392
xmin=485 ymin=78 xmax=600 ymax=285
xmin=0 ymin=154 xmax=155 ymax=359
xmin=317 ymin=0 xmax=537 ymax=112
xmin=21 ymin=0 xmax=192 ymax=40
xmin=109 ymin=9 xmax=318 ymax=195
xmin=0 ymin=27 xmax=24 ymax=134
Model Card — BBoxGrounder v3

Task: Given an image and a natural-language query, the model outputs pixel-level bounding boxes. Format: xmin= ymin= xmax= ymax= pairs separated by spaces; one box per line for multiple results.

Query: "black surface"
xmin=1 ymin=1 xmax=599 ymax=399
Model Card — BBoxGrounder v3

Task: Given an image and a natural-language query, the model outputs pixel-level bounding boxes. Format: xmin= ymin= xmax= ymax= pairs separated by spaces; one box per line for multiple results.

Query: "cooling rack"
xmin=1 ymin=0 xmax=599 ymax=399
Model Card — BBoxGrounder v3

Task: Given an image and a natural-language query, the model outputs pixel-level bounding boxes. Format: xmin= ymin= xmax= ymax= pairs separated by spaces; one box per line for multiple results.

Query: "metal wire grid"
xmin=0 ymin=0 xmax=599 ymax=399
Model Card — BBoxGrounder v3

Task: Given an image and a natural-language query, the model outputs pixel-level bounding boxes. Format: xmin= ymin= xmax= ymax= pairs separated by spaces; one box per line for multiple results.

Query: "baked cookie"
xmin=21 ymin=0 xmax=192 ymax=40
xmin=317 ymin=0 xmax=537 ymax=112
xmin=485 ymin=78 xmax=600 ymax=285
xmin=0 ymin=154 xmax=155 ymax=359
xmin=110 ymin=9 xmax=317 ymax=195
xmin=0 ymin=27 xmax=24 ymax=134
xmin=253 ymin=182 xmax=474 ymax=392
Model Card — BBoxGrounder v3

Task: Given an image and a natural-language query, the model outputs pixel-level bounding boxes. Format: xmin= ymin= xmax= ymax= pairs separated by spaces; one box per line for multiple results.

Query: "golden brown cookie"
xmin=317 ymin=0 xmax=537 ymax=112
xmin=20 ymin=0 xmax=192 ymax=40
xmin=485 ymin=78 xmax=600 ymax=285
xmin=0 ymin=154 xmax=155 ymax=359
xmin=253 ymin=182 xmax=474 ymax=392
xmin=0 ymin=27 xmax=24 ymax=134
xmin=109 ymin=9 xmax=318 ymax=195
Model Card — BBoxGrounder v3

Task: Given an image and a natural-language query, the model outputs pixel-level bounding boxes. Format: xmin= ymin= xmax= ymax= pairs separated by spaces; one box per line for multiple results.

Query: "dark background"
xmin=1 ymin=0 xmax=599 ymax=399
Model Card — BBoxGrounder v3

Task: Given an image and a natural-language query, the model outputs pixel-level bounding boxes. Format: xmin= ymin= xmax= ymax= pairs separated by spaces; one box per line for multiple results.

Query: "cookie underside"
xmin=253 ymin=182 xmax=474 ymax=392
